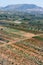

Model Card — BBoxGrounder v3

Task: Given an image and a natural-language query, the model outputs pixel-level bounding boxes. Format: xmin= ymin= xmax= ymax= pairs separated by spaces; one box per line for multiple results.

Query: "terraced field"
xmin=0 ymin=26 xmax=43 ymax=65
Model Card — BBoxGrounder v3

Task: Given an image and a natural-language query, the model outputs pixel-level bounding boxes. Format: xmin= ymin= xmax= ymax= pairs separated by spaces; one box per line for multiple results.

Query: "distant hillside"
xmin=0 ymin=4 xmax=43 ymax=14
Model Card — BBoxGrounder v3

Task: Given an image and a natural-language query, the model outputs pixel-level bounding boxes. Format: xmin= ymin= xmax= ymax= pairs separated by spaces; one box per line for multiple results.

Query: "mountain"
xmin=0 ymin=4 xmax=43 ymax=14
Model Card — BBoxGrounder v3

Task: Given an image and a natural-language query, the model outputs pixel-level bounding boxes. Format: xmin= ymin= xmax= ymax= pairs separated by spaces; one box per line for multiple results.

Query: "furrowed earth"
xmin=0 ymin=25 xmax=43 ymax=65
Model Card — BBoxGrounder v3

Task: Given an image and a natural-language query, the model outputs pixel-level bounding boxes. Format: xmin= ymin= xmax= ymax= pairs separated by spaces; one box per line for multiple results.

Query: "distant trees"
xmin=37 ymin=21 xmax=40 ymax=31
xmin=9 ymin=23 xmax=14 ymax=26
xmin=1 ymin=28 xmax=3 ymax=31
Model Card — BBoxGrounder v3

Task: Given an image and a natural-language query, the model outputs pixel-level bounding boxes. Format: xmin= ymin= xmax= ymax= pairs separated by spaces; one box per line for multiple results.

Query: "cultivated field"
xmin=0 ymin=25 xmax=43 ymax=65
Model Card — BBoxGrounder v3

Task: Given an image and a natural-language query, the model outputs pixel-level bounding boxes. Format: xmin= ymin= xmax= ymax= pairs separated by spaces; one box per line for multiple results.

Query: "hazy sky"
xmin=0 ymin=0 xmax=43 ymax=7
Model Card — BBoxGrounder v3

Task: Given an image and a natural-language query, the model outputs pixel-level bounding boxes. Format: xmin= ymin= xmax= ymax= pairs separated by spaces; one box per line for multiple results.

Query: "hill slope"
xmin=0 ymin=4 xmax=43 ymax=14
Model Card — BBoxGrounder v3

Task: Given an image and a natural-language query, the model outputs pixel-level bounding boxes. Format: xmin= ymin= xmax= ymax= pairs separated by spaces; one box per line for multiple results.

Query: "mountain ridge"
xmin=0 ymin=4 xmax=43 ymax=14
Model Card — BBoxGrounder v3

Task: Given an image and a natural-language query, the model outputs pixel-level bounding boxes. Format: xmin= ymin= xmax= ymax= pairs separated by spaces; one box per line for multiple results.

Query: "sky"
xmin=0 ymin=0 xmax=43 ymax=7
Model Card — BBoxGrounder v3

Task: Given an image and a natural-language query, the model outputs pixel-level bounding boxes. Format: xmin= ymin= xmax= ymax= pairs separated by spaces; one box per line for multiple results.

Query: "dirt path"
xmin=0 ymin=31 xmax=43 ymax=65
xmin=0 ymin=32 xmax=38 ymax=48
